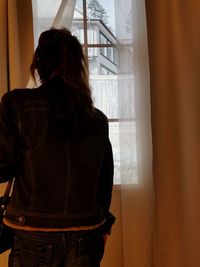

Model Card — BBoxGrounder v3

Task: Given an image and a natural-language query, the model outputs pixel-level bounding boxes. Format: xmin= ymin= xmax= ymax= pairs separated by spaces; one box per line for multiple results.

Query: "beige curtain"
xmin=0 ymin=0 xmax=34 ymax=97
xmin=0 ymin=1 xmax=33 ymax=265
xmin=146 ymin=1 xmax=200 ymax=266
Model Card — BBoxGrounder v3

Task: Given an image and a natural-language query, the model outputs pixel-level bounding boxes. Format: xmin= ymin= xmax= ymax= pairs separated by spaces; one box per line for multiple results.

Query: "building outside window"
xmin=100 ymin=64 xmax=116 ymax=75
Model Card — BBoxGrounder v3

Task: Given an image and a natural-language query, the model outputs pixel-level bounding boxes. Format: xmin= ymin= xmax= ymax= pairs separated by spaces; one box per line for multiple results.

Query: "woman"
xmin=0 ymin=28 xmax=115 ymax=267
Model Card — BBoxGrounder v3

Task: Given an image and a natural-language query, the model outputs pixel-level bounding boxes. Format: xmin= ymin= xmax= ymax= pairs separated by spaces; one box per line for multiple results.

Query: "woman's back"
xmin=4 ymin=84 xmax=112 ymax=230
xmin=0 ymin=27 xmax=115 ymax=267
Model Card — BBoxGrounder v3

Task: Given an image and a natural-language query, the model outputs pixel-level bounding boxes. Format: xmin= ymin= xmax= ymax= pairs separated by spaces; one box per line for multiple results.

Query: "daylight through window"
xmin=32 ymin=0 xmax=137 ymax=184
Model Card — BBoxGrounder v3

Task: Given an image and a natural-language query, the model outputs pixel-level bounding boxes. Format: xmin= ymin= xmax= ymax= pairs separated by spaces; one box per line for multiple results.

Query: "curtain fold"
xmin=146 ymin=1 xmax=200 ymax=266
xmin=52 ymin=0 xmax=76 ymax=29
xmin=0 ymin=0 xmax=34 ymax=97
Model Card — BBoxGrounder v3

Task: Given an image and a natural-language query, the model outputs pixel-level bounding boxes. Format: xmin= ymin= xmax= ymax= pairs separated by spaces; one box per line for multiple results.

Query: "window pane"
xmin=90 ymin=75 xmax=118 ymax=119
xmin=90 ymin=75 xmax=120 ymax=183
xmin=88 ymin=47 xmax=117 ymax=76
xmin=32 ymin=0 xmax=136 ymax=184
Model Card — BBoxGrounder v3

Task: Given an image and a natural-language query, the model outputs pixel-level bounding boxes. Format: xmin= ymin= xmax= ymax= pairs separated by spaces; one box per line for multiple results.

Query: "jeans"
xmin=8 ymin=229 xmax=105 ymax=267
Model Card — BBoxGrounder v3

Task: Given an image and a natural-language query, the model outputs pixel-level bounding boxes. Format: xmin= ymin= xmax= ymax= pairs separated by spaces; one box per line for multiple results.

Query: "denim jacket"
xmin=0 ymin=84 xmax=115 ymax=233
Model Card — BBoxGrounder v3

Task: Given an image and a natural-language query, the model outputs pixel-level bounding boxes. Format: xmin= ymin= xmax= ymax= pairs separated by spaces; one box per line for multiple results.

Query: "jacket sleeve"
xmin=0 ymin=92 xmax=21 ymax=182
xmin=99 ymin=120 xmax=116 ymax=234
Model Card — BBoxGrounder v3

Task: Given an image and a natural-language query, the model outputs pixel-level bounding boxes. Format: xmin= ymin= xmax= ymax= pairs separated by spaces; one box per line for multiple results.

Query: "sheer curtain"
xmin=32 ymin=0 xmax=76 ymax=45
xmin=118 ymin=0 xmax=154 ymax=266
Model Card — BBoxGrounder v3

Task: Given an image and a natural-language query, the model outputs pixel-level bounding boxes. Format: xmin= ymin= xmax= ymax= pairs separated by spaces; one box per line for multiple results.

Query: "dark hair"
xmin=30 ymin=28 xmax=94 ymax=140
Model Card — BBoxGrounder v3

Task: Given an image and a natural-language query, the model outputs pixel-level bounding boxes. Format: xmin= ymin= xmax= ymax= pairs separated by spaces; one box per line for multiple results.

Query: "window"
xmin=32 ymin=0 xmax=136 ymax=184
xmin=74 ymin=0 xmax=120 ymax=183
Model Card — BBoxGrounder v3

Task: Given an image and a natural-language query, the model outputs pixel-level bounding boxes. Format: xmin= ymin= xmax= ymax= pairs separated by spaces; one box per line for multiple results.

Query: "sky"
xmin=97 ymin=0 xmax=115 ymax=30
